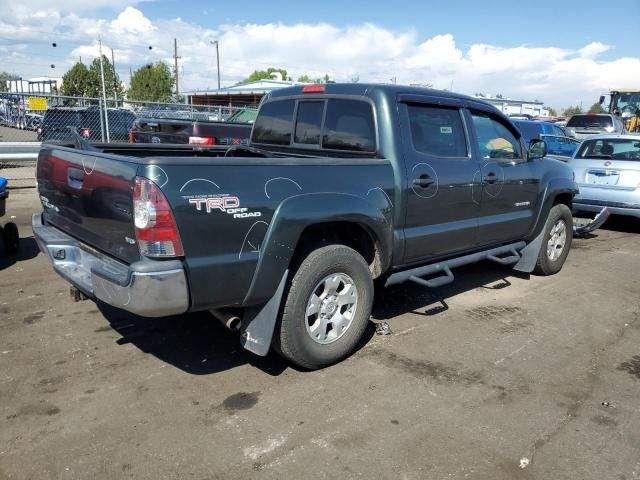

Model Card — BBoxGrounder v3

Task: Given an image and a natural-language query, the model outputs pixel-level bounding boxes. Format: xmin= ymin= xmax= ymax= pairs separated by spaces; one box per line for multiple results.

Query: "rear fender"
xmin=242 ymin=192 xmax=393 ymax=306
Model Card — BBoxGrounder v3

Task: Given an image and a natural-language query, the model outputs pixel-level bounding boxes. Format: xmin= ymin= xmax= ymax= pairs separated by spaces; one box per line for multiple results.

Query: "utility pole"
xmin=211 ymin=40 xmax=220 ymax=90
xmin=111 ymin=47 xmax=118 ymax=107
xmin=174 ymin=38 xmax=180 ymax=100
xmin=98 ymin=39 xmax=110 ymax=142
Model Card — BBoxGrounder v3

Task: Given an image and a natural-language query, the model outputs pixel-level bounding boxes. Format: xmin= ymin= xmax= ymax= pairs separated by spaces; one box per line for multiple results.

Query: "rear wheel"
xmin=274 ymin=244 xmax=373 ymax=369
xmin=534 ymin=204 xmax=572 ymax=275
xmin=2 ymin=222 xmax=19 ymax=254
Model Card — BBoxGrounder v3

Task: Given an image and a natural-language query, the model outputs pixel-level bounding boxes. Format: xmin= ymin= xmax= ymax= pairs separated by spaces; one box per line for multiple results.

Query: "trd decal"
xmin=189 ymin=196 xmax=240 ymax=212
xmin=187 ymin=195 xmax=262 ymax=218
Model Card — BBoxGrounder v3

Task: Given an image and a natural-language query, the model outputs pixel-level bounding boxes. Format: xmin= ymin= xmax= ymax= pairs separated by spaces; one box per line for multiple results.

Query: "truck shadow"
xmin=97 ymin=302 xmax=376 ymax=376
xmin=0 ymin=236 xmax=40 ymax=271
xmin=372 ymin=261 xmax=530 ymax=321
xmin=97 ymin=303 xmax=290 ymax=376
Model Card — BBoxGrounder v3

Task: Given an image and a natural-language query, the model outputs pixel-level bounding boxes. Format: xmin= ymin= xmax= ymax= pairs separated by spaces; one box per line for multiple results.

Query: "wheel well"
xmin=294 ymin=222 xmax=383 ymax=278
xmin=553 ymin=193 xmax=573 ymax=210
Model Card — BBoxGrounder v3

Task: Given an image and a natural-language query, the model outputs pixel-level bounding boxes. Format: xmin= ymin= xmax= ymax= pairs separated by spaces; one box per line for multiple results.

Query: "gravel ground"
xmin=1 ymin=188 xmax=640 ymax=480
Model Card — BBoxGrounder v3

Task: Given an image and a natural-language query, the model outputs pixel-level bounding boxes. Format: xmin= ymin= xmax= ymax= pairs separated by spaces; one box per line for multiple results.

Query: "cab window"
xmin=252 ymin=99 xmax=295 ymax=145
xmin=471 ymin=111 xmax=523 ymax=161
xmin=406 ymin=104 xmax=467 ymax=158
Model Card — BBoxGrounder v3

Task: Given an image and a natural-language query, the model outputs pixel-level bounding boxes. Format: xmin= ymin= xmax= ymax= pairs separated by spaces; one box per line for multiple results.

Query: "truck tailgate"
xmin=36 ymin=145 xmax=141 ymax=264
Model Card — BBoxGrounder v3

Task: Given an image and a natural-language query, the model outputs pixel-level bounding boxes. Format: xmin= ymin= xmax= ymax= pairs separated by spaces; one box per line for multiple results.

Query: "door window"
xmin=471 ymin=111 xmax=523 ymax=161
xmin=406 ymin=104 xmax=467 ymax=157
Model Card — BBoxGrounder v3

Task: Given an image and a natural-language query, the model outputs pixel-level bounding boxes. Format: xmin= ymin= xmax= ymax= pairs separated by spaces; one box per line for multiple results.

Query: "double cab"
xmin=34 ymin=83 xmax=577 ymax=369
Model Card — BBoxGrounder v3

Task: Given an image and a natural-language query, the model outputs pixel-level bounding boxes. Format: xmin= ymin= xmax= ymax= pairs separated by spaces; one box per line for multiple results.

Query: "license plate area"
xmin=587 ymin=170 xmax=620 ymax=186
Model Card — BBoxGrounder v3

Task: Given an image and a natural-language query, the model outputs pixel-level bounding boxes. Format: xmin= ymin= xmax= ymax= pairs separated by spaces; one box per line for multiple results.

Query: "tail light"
xmin=189 ymin=136 xmax=215 ymax=145
xmin=129 ymin=129 xmax=134 ymax=143
xmin=133 ymin=176 xmax=184 ymax=257
xmin=37 ymin=127 xmax=42 ymax=134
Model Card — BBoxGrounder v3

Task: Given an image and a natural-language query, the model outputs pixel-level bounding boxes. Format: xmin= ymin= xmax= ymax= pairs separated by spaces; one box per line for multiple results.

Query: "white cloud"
xmin=2 ymin=6 xmax=640 ymax=109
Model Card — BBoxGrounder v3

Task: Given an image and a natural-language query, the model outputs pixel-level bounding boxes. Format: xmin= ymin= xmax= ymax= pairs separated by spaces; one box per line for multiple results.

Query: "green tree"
xmin=244 ymin=67 xmax=289 ymax=83
xmin=547 ymin=107 xmax=558 ymax=116
xmin=563 ymin=105 xmax=583 ymax=117
xmin=588 ymin=102 xmax=606 ymax=113
xmin=60 ymin=62 xmax=92 ymax=97
xmin=127 ymin=62 xmax=174 ymax=102
xmin=86 ymin=55 xmax=125 ymax=99
xmin=0 ymin=71 xmax=17 ymax=92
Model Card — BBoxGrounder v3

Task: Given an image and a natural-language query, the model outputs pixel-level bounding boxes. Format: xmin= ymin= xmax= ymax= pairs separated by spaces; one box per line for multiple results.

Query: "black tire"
xmin=274 ymin=244 xmax=374 ymax=369
xmin=534 ymin=204 xmax=572 ymax=275
xmin=2 ymin=222 xmax=19 ymax=254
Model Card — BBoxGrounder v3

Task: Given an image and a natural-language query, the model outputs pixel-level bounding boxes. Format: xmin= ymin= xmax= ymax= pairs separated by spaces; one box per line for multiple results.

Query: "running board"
xmin=385 ymin=241 xmax=526 ymax=288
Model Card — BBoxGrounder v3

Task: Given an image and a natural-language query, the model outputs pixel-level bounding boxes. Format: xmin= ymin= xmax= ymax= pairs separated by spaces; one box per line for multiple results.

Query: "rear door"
xmin=468 ymin=108 xmax=540 ymax=245
xmin=398 ymin=97 xmax=481 ymax=262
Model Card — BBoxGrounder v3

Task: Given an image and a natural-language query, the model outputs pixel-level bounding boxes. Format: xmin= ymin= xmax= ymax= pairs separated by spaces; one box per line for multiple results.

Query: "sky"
xmin=1 ymin=0 xmax=639 ymax=109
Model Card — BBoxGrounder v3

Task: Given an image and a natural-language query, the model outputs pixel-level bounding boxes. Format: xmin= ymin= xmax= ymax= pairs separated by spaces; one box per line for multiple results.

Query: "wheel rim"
xmin=546 ymin=219 xmax=567 ymax=261
xmin=305 ymin=273 xmax=358 ymax=345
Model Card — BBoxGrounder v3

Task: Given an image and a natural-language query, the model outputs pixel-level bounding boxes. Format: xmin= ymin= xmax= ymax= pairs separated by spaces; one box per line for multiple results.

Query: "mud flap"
xmin=573 ymin=207 xmax=609 ymax=237
xmin=513 ymin=230 xmax=544 ymax=273
xmin=239 ymin=270 xmax=288 ymax=356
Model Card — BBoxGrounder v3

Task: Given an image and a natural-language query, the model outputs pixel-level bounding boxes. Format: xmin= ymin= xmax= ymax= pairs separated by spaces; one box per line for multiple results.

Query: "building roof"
xmin=184 ymin=79 xmax=305 ymax=97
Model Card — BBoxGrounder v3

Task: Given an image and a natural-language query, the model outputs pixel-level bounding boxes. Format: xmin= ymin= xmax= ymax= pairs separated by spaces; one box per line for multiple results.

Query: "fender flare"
xmin=242 ymin=192 xmax=393 ymax=307
xmin=528 ymin=176 xmax=577 ymax=241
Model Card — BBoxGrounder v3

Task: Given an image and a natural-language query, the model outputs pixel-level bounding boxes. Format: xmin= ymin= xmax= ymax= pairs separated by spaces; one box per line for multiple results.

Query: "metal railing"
xmin=0 ymin=92 xmax=257 ymax=188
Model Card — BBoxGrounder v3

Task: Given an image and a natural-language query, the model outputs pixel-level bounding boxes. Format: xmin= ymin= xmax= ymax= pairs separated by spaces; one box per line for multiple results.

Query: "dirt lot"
xmin=1 ymin=188 xmax=640 ymax=480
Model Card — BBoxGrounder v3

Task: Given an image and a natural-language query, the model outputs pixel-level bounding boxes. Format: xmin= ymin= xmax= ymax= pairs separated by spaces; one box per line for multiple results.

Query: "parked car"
xmin=512 ymin=120 xmax=581 ymax=160
xmin=569 ymin=134 xmax=640 ymax=219
xmin=566 ymin=113 xmax=626 ymax=139
xmin=34 ymin=83 xmax=577 ymax=369
xmin=25 ymin=113 xmax=43 ymax=131
xmin=130 ymin=116 xmax=253 ymax=145
xmin=37 ymin=107 xmax=135 ymax=143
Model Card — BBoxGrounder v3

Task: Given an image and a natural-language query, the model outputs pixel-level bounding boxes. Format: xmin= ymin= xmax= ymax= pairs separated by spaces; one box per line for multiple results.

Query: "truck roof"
xmin=268 ymin=82 xmax=475 ymax=102
xmin=266 ymin=82 xmax=508 ymax=121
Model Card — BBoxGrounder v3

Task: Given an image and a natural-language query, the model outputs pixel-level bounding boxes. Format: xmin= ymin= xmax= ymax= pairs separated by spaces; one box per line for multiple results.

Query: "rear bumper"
xmin=32 ymin=213 xmax=189 ymax=317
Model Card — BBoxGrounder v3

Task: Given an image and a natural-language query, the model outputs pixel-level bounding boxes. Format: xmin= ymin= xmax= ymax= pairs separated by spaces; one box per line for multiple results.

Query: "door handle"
xmin=413 ymin=175 xmax=434 ymax=187
xmin=483 ymin=172 xmax=497 ymax=184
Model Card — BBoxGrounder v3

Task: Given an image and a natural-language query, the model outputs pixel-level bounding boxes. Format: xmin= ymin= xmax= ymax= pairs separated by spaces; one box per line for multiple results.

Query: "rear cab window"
xmin=567 ymin=115 xmax=613 ymax=128
xmin=252 ymin=97 xmax=376 ymax=153
xmin=576 ymin=138 xmax=640 ymax=161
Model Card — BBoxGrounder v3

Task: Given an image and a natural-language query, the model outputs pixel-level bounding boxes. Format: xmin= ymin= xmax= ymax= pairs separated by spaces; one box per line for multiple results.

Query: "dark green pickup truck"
xmin=33 ymin=83 xmax=577 ymax=369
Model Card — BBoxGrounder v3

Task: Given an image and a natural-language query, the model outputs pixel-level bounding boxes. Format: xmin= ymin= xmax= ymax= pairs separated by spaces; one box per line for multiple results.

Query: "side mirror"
xmin=599 ymin=95 xmax=605 ymax=105
xmin=529 ymin=139 xmax=547 ymax=160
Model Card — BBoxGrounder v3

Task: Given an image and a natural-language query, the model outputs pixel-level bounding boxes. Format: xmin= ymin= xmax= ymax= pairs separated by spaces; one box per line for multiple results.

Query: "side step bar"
xmin=385 ymin=241 xmax=526 ymax=288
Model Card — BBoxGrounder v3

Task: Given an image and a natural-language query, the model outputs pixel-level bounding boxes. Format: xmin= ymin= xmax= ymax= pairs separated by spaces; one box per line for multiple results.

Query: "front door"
xmin=399 ymin=101 xmax=482 ymax=263
xmin=467 ymin=109 xmax=540 ymax=246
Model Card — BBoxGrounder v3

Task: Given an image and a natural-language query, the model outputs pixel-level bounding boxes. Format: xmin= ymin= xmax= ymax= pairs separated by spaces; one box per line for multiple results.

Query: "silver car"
xmin=569 ymin=134 xmax=640 ymax=219
xmin=566 ymin=114 xmax=626 ymax=139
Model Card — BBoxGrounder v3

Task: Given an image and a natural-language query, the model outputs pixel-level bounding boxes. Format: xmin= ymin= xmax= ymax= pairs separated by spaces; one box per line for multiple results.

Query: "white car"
xmin=569 ymin=134 xmax=640 ymax=220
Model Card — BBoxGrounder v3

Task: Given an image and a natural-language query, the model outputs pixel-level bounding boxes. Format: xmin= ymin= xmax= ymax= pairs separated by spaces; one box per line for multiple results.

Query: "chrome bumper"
xmin=32 ymin=213 xmax=189 ymax=317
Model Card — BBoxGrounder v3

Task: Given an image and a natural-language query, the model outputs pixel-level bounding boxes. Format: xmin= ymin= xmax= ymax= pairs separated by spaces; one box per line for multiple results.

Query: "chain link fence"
xmin=0 ymin=92 xmax=256 ymax=188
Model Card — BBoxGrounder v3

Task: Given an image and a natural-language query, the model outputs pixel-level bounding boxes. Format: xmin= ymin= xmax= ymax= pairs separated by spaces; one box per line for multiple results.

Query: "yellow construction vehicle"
xmin=599 ymin=90 xmax=640 ymax=133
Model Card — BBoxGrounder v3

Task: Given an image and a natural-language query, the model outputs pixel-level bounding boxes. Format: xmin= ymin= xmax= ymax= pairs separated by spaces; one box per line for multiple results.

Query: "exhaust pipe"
xmin=210 ymin=309 xmax=242 ymax=331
